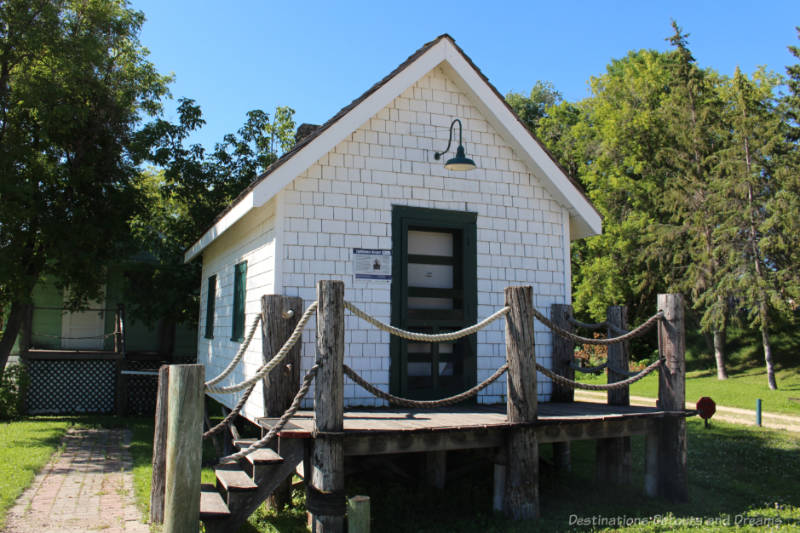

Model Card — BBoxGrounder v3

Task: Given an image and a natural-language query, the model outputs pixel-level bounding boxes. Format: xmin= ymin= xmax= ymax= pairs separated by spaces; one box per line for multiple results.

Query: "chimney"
xmin=295 ymin=123 xmax=319 ymax=144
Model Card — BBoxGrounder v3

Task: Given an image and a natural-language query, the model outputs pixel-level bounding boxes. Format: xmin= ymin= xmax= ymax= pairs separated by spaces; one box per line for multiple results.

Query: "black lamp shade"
xmin=444 ymin=145 xmax=476 ymax=171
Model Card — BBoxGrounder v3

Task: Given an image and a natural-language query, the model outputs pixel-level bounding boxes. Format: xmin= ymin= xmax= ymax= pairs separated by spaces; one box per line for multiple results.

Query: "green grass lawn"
xmin=578 ymin=366 xmax=800 ymax=416
xmin=0 ymin=418 xmax=73 ymax=529
xmin=4 ymin=413 xmax=799 ymax=532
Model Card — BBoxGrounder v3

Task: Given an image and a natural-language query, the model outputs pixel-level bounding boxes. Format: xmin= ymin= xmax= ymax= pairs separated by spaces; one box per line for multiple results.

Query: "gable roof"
xmin=185 ymin=34 xmax=602 ymax=262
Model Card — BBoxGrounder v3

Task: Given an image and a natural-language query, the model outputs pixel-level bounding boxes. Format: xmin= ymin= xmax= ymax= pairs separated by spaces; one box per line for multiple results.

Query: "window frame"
xmin=231 ymin=261 xmax=248 ymax=342
xmin=204 ymin=274 xmax=216 ymax=339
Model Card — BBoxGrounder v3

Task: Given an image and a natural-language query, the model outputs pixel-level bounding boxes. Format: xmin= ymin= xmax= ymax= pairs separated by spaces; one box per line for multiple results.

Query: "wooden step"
xmin=199 ymin=484 xmax=230 ymax=519
xmin=241 ymin=447 xmax=284 ymax=483
xmin=233 ymin=438 xmax=256 ymax=449
xmin=215 ymin=462 xmax=257 ymax=509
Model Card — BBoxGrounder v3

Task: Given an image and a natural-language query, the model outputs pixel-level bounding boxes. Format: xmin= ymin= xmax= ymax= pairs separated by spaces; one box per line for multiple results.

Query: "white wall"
xmin=277 ymin=66 xmax=571 ymax=407
xmin=198 ymin=199 xmax=277 ymax=420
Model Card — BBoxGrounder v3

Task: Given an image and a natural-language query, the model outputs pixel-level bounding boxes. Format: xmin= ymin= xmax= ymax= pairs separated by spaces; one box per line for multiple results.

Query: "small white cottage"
xmin=185 ymin=34 xmax=601 ymax=421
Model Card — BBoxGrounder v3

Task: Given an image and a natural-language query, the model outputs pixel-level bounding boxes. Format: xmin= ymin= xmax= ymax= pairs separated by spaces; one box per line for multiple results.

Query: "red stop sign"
xmin=696 ymin=396 xmax=716 ymax=419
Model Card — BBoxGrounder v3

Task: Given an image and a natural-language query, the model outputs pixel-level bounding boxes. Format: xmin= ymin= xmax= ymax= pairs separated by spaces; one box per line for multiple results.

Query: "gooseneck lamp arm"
xmin=434 ymin=118 xmax=477 ymax=171
xmin=434 ymin=118 xmax=463 ymax=161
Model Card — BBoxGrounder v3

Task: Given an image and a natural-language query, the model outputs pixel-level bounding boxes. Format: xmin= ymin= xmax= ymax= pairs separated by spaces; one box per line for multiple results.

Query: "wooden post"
xmin=425 ymin=451 xmax=447 ymax=489
xmin=550 ymin=304 xmax=573 ymax=473
xmin=21 ymin=304 xmax=33 ymax=354
xmin=262 ymin=294 xmax=303 ymax=509
xmin=117 ymin=303 xmax=127 ymax=358
xmin=309 ymin=280 xmax=345 ymax=532
xmin=150 ymin=365 xmax=170 ymax=524
xmin=503 ymin=285 xmax=539 ymax=520
xmin=655 ymin=293 xmax=688 ymax=502
xmin=347 ymin=496 xmax=370 ymax=533
xmin=596 ymin=305 xmax=631 ymax=485
xmin=163 ymin=364 xmax=204 ymax=533
xmin=550 ymin=304 xmax=574 ymax=402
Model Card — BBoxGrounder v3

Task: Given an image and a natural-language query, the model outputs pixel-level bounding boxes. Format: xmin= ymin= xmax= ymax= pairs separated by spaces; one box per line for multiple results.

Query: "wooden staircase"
xmin=199 ymin=437 xmax=305 ymax=533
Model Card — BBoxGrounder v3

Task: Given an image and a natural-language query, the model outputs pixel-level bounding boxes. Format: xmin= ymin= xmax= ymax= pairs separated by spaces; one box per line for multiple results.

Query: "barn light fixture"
xmin=434 ymin=118 xmax=476 ymax=171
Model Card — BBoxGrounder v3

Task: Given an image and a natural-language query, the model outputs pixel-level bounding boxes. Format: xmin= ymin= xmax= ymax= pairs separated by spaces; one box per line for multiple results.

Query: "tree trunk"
xmin=713 ymin=329 xmax=728 ymax=380
xmin=0 ymin=301 xmax=26 ymax=378
xmin=760 ymin=302 xmax=778 ymax=390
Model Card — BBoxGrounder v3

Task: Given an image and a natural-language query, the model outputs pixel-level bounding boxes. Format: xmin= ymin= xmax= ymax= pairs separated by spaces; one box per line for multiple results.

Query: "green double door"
xmin=390 ymin=206 xmax=477 ymax=400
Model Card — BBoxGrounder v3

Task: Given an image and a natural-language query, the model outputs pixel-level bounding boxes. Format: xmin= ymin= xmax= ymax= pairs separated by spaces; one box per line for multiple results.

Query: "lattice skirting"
xmin=27 ymin=359 xmax=116 ymax=414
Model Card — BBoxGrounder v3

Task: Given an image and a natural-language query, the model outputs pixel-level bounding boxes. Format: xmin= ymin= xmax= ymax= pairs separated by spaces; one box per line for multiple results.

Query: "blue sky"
xmin=129 ymin=0 xmax=799 ymax=150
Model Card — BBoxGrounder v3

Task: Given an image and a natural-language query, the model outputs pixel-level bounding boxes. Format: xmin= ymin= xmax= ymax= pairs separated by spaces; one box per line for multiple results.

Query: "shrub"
xmin=0 ymin=364 xmax=29 ymax=420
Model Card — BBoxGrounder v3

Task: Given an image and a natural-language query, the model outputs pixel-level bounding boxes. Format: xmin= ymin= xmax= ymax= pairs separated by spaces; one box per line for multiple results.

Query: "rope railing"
xmin=344 ymin=301 xmax=510 ymax=342
xmin=204 ymin=314 xmax=263 ymax=388
xmin=205 ymin=302 xmax=318 ymax=394
xmin=537 ymin=358 xmax=662 ymax=391
xmin=343 ymin=362 xmax=508 ymax=409
xmin=569 ymin=360 xmax=607 ymax=374
xmin=567 ymin=317 xmax=608 ymax=330
xmin=203 ymin=379 xmax=258 ymax=439
xmin=532 ymin=307 xmax=663 ymax=346
xmin=219 ymin=363 xmax=319 ymax=462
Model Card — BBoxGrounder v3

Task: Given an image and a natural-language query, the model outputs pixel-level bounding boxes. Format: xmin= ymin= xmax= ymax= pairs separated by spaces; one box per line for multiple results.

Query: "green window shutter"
xmin=231 ymin=262 xmax=247 ymax=341
xmin=204 ymin=275 xmax=216 ymax=339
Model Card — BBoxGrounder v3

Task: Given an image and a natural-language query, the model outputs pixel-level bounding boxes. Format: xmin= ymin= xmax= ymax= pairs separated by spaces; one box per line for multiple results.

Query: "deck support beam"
xmin=503 ymin=285 xmax=539 ymax=520
xmin=596 ymin=305 xmax=631 ymax=485
xmin=262 ymin=294 xmax=304 ymax=509
xmin=646 ymin=294 xmax=688 ymax=502
xmin=310 ymin=280 xmax=345 ymax=533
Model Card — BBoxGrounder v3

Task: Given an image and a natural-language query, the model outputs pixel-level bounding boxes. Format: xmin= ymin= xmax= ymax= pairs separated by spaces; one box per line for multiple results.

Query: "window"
xmin=204 ymin=275 xmax=216 ymax=339
xmin=231 ymin=261 xmax=247 ymax=341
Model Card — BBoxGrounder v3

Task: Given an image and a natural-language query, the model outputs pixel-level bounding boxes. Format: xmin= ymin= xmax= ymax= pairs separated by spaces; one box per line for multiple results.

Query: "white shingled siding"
xmin=198 ymin=199 xmax=277 ymax=421
xmin=278 ymin=67 xmax=570 ymax=407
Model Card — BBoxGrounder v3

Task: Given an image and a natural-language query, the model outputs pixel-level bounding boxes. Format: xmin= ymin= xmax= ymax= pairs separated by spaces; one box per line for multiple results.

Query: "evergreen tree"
xmin=712 ymin=67 xmax=788 ymax=389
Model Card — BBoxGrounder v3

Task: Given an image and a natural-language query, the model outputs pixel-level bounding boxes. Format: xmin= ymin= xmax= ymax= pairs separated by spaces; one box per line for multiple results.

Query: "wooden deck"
xmin=258 ymin=402 xmax=695 ymax=456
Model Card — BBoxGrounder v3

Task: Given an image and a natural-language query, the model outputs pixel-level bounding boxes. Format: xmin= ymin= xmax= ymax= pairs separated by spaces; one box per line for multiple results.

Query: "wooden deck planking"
xmin=257 ymin=402 xmax=672 ymax=436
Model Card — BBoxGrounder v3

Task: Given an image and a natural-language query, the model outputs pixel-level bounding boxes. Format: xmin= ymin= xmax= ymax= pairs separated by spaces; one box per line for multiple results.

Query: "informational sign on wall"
xmin=352 ymin=248 xmax=392 ymax=280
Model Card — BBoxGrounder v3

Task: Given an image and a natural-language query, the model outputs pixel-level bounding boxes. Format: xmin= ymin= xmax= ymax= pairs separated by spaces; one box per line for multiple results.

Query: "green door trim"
xmin=390 ymin=205 xmax=478 ymax=398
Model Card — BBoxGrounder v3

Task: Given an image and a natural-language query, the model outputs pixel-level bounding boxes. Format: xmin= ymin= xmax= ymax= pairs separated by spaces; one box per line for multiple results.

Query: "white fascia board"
xmin=441 ymin=48 xmax=602 ymax=240
xmin=251 ymin=42 xmax=451 ymax=208
xmin=184 ymin=191 xmax=254 ymax=262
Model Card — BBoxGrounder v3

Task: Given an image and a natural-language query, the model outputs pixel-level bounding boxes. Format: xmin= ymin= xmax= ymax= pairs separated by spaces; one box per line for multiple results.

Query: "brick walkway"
xmin=4 ymin=428 xmax=149 ymax=533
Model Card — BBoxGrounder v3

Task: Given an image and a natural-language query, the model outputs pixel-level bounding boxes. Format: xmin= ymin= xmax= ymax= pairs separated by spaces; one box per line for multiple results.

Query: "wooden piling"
xmin=163 ymin=364 xmax=204 ymax=533
xmin=550 ymin=303 xmax=573 ymax=472
xmin=503 ymin=285 xmax=539 ymax=520
xmin=596 ymin=305 xmax=631 ymax=485
xmin=150 ymin=365 xmax=170 ymax=524
xmin=550 ymin=304 xmax=574 ymax=403
xmin=347 ymin=495 xmax=371 ymax=533
xmin=645 ymin=294 xmax=688 ymax=502
xmin=261 ymin=294 xmax=303 ymax=509
xmin=310 ymin=280 xmax=345 ymax=533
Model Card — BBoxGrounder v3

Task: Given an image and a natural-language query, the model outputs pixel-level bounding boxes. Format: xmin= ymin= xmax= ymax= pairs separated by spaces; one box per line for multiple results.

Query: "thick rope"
xmin=532 ymin=308 xmax=663 ymax=345
xmin=219 ymin=364 xmax=319 ymax=463
xmin=343 ymin=363 xmax=508 ymax=408
xmin=344 ymin=301 xmax=510 ymax=342
xmin=570 ymin=360 xmax=607 ymax=374
xmin=205 ymin=302 xmax=318 ymax=394
xmin=203 ymin=380 xmax=257 ymax=439
xmin=537 ymin=358 xmax=662 ymax=391
xmin=567 ymin=317 xmax=608 ymax=331
xmin=204 ymin=314 xmax=263 ymax=388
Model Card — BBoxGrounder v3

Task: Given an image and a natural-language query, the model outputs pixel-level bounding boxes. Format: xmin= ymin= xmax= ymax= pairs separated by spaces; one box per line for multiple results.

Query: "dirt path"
xmin=574 ymin=391 xmax=800 ymax=433
xmin=4 ymin=428 xmax=148 ymax=533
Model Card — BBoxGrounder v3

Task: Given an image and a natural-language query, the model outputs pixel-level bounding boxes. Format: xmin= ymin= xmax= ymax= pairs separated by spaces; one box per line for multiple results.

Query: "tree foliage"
xmin=126 ymin=100 xmax=296 ymax=333
xmin=0 ymin=0 xmax=170 ymax=374
xmin=507 ymin=23 xmax=800 ymax=386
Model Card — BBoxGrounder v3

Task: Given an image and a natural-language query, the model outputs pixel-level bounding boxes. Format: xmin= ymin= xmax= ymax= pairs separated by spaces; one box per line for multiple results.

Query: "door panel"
xmin=391 ymin=206 xmax=477 ymax=399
